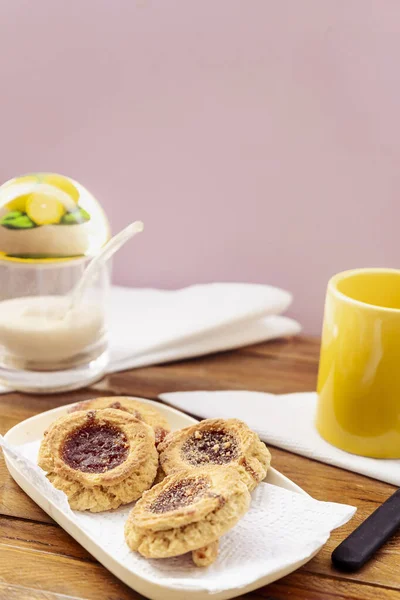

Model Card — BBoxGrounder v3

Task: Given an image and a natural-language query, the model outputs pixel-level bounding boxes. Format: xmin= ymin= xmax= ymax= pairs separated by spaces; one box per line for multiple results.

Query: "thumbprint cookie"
xmin=158 ymin=418 xmax=271 ymax=491
xmin=124 ymin=465 xmax=250 ymax=565
xmin=38 ymin=408 xmax=158 ymax=512
xmin=70 ymin=396 xmax=170 ymax=446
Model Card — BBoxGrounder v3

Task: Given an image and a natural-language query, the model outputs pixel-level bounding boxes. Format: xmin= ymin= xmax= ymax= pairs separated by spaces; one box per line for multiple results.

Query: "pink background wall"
xmin=0 ymin=0 xmax=398 ymax=334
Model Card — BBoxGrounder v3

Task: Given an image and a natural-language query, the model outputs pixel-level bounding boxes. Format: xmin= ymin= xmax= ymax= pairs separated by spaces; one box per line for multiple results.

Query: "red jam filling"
xmin=62 ymin=424 xmax=129 ymax=473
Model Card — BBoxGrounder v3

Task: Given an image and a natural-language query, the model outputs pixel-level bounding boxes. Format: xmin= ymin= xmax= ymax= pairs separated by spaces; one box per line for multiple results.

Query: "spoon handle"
xmin=68 ymin=221 xmax=144 ymax=311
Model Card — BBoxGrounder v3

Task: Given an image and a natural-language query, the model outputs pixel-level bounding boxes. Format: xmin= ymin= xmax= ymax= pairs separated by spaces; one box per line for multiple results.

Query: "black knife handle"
xmin=332 ymin=488 xmax=400 ymax=571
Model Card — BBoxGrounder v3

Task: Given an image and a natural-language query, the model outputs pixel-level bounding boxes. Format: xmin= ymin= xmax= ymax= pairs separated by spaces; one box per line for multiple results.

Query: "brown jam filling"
xmin=149 ymin=476 xmax=209 ymax=513
xmin=62 ymin=424 xmax=129 ymax=473
xmin=181 ymin=429 xmax=239 ymax=466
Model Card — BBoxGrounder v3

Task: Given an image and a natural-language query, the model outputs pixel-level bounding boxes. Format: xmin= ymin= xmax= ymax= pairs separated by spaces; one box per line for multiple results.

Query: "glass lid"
xmin=0 ymin=173 xmax=110 ymax=263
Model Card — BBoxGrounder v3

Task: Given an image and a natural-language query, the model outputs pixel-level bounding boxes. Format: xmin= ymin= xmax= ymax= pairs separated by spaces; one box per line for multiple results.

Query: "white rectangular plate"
xmin=4 ymin=398 xmax=317 ymax=600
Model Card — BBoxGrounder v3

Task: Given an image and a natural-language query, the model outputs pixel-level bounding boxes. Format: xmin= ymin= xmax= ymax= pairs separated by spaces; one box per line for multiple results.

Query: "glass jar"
xmin=0 ymin=258 xmax=110 ymax=392
xmin=0 ymin=172 xmax=110 ymax=393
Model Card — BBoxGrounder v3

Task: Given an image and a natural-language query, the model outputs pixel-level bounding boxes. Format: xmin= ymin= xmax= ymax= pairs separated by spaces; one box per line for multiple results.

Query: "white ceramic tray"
xmin=4 ymin=398 xmax=314 ymax=600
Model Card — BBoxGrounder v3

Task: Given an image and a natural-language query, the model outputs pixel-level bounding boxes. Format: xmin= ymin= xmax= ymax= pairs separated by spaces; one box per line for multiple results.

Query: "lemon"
xmin=4 ymin=174 xmax=39 ymax=188
xmin=6 ymin=194 xmax=31 ymax=212
xmin=4 ymin=175 xmax=40 ymax=211
xmin=43 ymin=174 xmax=79 ymax=203
xmin=3 ymin=174 xmax=79 ymax=212
xmin=26 ymin=194 xmax=66 ymax=225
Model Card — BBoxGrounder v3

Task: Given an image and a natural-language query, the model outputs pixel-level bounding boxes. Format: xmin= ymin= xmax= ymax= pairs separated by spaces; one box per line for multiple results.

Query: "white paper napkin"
xmin=0 ymin=437 xmax=355 ymax=594
xmin=160 ymin=390 xmax=400 ymax=487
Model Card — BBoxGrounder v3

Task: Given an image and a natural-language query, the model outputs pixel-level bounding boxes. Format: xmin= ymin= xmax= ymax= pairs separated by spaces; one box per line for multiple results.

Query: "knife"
xmin=332 ymin=488 xmax=400 ymax=571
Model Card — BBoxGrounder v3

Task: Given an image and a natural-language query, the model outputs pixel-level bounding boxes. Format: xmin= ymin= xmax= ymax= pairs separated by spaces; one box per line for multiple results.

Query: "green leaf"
xmin=0 ymin=210 xmax=24 ymax=222
xmin=60 ymin=207 xmax=91 ymax=225
xmin=0 ymin=213 xmax=36 ymax=229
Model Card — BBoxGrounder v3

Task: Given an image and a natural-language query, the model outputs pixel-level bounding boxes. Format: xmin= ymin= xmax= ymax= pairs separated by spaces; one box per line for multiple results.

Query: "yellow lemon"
xmin=26 ymin=194 xmax=66 ymax=225
xmin=4 ymin=174 xmax=39 ymax=188
xmin=1 ymin=173 xmax=79 ymax=212
xmin=6 ymin=194 xmax=31 ymax=212
xmin=43 ymin=174 xmax=79 ymax=203
xmin=4 ymin=175 xmax=41 ymax=211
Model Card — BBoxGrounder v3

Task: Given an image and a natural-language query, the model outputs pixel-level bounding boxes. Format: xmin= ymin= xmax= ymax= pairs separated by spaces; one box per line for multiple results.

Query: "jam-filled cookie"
xmin=158 ymin=418 xmax=271 ymax=491
xmin=124 ymin=465 xmax=250 ymax=565
xmin=70 ymin=396 xmax=170 ymax=446
xmin=38 ymin=408 xmax=158 ymax=512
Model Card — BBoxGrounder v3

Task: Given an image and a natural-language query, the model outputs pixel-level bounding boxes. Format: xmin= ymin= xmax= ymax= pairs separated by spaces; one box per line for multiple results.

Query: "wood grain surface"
xmin=1 ymin=336 xmax=399 ymax=600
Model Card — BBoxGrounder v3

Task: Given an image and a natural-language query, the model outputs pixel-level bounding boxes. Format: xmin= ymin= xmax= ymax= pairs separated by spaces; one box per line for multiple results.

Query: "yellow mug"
xmin=316 ymin=268 xmax=400 ymax=458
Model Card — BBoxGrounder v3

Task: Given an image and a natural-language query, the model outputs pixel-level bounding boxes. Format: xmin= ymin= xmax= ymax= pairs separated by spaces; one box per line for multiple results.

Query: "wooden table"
xmin=0 ymin=336 xmax=398 ymax=600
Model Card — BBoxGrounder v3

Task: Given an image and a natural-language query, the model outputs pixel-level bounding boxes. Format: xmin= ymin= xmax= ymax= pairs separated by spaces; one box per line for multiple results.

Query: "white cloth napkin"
xmin=1 ymin=437 xmax=354 ymax=595
xmin=160 ymin=390 xmax=400 ymax=487
xmin=108 ymin=283 xmax=299 ymax=371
